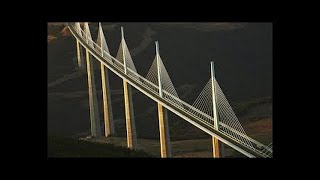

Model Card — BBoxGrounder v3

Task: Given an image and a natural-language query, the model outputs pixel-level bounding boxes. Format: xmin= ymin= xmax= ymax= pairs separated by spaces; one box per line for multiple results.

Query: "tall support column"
xmin=212 ymin=137 xmax=220 ymax=157
xmin=156 ymin=41 xmax=172 ymax=158
xmin=121 ymin=27 xmax=137 ymax=149
xmin=76 ymin=40 xmax=83 ymax=69
xmin=211 ymin=61 xmax=220 ymax=158
xmin=99 ymin=23 xmax=115 ymax=137
xmin=86 ymin=48 xmax=102 ymax=137
xmin=101 ymin=63 xmax=115 ymax=137
xmin=157 ymin=104 xmax=172 ymax=157
xmin=123 ymin=81 xmax=137 ymax=149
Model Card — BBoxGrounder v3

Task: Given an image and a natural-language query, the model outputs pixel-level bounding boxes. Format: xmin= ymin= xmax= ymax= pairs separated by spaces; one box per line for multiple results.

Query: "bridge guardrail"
xmin=68 ymin=23 xmax=273 ymax=157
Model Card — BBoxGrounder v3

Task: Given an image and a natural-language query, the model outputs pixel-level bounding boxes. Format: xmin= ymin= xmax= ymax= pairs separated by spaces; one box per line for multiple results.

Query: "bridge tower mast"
xmin=75 ymin=23 xmax=83 ymax=69
xmin=121 ymin=27 xmax=138 ymax=149
xmin=156 ymin=41 xmax=172 ymax=158
xmin=99 ymin=23 xmax=115 ymax=137
xmin=84 ymin=22 xmax=102 ymax=137
xmin=211 ymin=61 xmax=220 ymax=157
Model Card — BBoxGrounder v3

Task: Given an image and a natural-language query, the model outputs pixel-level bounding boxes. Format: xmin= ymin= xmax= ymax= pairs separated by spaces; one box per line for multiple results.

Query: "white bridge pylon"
xmin=68 ymin=22 xmax=272 ymax=158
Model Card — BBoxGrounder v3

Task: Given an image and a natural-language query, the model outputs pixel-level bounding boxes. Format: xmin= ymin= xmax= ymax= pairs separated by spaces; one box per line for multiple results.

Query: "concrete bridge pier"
xmin=155 ymin=41 xmax=172 ymax=158
xmin=158 ymin=103 xmax=172 ymax=158
xmin=101 ymin=64 xmax=115 ymax=137
xmin=86 ymin=48 xmax=102 ymax=137
xmin=121 ymin=27 xmax=138 ymax=149
xmin=123 ymin=80 xmax=137 ymax=149
xmin=98 ymin=23 xmax=115 ymax=138
xmin=212 ymin=137 xmax=220 ymax=157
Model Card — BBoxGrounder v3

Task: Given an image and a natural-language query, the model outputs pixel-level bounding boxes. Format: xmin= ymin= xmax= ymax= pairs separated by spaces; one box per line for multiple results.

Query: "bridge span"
xmin=65 ymin=22 xmax=272 ymax=158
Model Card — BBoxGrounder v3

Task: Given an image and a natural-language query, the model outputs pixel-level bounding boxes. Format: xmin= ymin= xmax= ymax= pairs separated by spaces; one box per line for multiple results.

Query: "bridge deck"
xmin=67 ymin=23 xmax=271 ymax=158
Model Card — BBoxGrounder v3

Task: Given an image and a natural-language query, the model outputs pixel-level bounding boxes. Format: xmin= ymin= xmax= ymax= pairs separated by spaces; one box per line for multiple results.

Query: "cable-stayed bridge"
xmin=65 ymin=22 xmax=272 ymax=158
